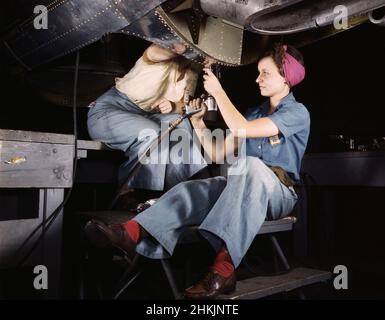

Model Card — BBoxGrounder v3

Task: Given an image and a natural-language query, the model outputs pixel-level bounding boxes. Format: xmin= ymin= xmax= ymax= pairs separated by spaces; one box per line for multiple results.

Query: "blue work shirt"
xmin=245 ymin=92 xmax=310 ymax=182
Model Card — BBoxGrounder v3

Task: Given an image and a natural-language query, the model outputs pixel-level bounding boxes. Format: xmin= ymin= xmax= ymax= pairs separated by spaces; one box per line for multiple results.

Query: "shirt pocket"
xmin=262 ymin=137 xmax=290 ymax=165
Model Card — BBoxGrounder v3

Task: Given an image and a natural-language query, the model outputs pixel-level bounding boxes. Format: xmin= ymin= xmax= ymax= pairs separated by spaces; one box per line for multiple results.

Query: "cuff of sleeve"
xmin=268 ymin=114 xmax=289 ymax=137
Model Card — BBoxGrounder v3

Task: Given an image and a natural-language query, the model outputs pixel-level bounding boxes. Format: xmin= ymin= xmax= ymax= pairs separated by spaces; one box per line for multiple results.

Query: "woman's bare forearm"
xmin=190 ymin=118 xmax=239 ymax=163
xmin=146 ymin=44 xmax=177 ymax=62
xmin=213 ymin=90 xmax=279 ymax=138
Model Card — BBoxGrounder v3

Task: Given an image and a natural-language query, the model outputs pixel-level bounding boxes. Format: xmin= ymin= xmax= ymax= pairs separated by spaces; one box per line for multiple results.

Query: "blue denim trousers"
xmin=134 ymin=156 xmax=298 ymax=268
xmin=87 ymin=87 xmax=208 ymax=190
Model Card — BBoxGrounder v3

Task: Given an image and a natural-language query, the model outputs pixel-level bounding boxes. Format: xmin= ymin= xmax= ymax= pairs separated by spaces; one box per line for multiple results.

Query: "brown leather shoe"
xmin=84 ymin=220 xmax=137 ymax=261
xmin=184 ymin=270 xmax=236 ymax=299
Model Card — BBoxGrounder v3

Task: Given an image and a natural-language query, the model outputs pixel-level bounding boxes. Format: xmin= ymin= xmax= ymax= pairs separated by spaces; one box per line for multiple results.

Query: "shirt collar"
xmin=266 ymin=92 xmax=296 ymax=114
xmin=278 ymin=92 xmax=296 ymax=106
xmin=248 ymin=92 xmax=296 ymax=117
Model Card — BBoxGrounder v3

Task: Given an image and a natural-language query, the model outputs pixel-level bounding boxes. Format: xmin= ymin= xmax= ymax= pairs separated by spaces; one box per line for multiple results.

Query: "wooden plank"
xmin=259 ymin=216 xmax=296 ymax=234
xmin=77 ymin=149 xmax=88 ymax=159
xmin=0 ymin=129 xmax=112 ymax=151
xmin=40 ymin=188 xmax=64 ymax=298
xmin=0 ymin=129 xmax=74 ymax=145
xmin=0 ymin=141 xmax=74 ymax=188
xmin=77 ymin=140 xmax=109 ymax=151
xmin=220 ymin=267 xmax=332 ymax=300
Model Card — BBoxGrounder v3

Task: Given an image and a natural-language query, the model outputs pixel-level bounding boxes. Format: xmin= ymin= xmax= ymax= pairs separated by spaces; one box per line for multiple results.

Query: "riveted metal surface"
xmin=246 ymin=0 xmax=385 ymax=34
xmin=3 ymin=0 xmax=167 ymax=69
xmin=122 ymin=6 xmax=257 ymax=66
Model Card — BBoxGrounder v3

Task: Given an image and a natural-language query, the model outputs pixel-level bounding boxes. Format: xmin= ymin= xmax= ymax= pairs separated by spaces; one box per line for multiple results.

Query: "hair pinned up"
xmin=260 ymin=43 xmax=305 ymax=87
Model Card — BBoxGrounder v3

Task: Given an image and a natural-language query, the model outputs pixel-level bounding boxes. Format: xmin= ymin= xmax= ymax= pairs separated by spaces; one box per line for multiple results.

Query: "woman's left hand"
xmin=203 ymin=68 xmax=223 ymax=97
xmin=189 ymin=96 xmax=207 ymax=121
xmin=151 ymin=97 xmax=174 ymax=113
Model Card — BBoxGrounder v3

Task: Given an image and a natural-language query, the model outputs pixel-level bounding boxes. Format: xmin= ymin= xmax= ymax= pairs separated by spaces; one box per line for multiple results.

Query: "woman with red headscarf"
xmin=85 ymin=43 xmax=310 ymax=299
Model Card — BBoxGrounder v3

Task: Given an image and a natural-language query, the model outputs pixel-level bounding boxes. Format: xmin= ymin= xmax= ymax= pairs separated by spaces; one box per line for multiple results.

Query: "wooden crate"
xmin=0 ymin=129 xmax=106 ymax=188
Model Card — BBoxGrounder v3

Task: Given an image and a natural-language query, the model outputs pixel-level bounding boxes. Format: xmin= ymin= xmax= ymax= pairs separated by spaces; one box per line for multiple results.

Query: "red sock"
xmin=211 ymin=248 xmax=235 ymax=278
xmin=122 ymin=220 xmax=141 ymax=244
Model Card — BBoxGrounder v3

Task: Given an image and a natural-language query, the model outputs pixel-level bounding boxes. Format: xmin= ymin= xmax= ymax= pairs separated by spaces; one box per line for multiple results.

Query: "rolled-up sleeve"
xmin=268 ymin=103 xmax=310 ymax=138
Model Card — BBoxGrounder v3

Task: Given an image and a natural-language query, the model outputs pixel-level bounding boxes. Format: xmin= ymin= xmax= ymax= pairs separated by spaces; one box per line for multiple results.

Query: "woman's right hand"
xmin=189 ymin=96 xmax=207 ymax=122
xmin=146 ymin=43 xmax=186 ymax=62
xmin=171 ymin=43 xmax=186 ymax=55
xmin=151 ymin=97 xmax=174 ymax=113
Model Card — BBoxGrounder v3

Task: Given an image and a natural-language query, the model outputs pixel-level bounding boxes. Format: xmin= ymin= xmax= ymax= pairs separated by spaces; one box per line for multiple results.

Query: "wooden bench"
xmin=220 ymin=267 xmax=331 ymax=299
xmin=0 ymin=129 xmax=112 ymax=298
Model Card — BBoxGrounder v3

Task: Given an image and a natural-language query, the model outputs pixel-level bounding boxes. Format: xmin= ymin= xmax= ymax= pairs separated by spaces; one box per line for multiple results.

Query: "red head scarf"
xmin=282 ymin=45 xmax=305 ymax=87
